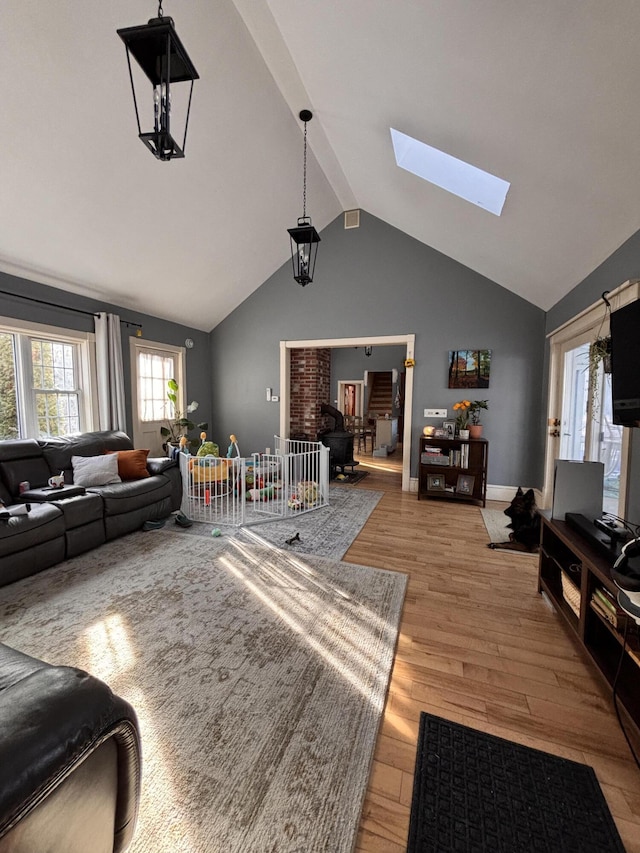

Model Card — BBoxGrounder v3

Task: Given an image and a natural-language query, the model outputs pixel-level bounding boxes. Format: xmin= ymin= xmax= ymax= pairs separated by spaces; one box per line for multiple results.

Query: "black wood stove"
xmin=318 ymin=404 xmax=358 ymax=474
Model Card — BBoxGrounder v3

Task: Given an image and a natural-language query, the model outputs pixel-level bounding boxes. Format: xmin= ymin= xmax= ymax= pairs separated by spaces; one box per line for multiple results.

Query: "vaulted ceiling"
xmin=3 ymin=1 xmax=640 ymax=331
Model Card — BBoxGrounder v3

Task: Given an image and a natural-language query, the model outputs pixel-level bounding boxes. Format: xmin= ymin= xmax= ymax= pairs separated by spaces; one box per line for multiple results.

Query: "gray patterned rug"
xmin=169 ymin=486 xmax=384 ymax=559
xmin=1 ymin=531 xmax=407 ymax=853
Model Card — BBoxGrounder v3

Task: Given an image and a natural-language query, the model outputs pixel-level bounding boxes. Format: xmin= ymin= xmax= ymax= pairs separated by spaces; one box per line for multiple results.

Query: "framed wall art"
xmin=448 ymin=349 xmax=491 ymax=389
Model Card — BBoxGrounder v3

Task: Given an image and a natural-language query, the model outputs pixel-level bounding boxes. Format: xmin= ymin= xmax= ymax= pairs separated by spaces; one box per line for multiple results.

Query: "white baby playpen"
xmin=179 ymin=436 xmax=330 ymax=527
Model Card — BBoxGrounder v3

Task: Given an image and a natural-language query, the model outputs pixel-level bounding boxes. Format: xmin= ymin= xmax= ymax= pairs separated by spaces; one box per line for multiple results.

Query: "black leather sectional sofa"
xmin=0 ymin=641 xmax=141 ymax=853
xmin=0 ymin=430 xmax=182 ymax=588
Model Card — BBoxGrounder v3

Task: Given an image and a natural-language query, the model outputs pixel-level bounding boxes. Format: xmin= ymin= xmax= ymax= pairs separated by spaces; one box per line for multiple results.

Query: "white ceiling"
xmin=2 ymin=1 xmax=640 ymax=331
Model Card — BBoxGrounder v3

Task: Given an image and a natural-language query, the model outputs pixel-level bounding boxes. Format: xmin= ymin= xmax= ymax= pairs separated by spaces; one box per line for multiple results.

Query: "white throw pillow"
xmin=71 ymin=454 xmax=122 ymax=487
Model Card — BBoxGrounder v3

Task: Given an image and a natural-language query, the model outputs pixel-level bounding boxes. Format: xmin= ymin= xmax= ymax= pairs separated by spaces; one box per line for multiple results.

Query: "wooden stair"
xmin=367 ymin=371 xmax=393 ymax=416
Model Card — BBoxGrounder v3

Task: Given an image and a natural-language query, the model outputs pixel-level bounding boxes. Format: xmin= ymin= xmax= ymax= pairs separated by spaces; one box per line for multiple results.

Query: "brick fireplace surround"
xmin=289 ymin=348 xmax=332 ymax=440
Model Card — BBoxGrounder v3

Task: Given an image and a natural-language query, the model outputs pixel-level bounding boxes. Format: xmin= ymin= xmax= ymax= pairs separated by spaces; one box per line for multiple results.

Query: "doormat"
xmin=407 ymin=712 xmax=625 ymax=853
xmin=480 ymin=508 xmax=538 ymax=557
xmin=333 ymin=470 xmax=369 ymax=486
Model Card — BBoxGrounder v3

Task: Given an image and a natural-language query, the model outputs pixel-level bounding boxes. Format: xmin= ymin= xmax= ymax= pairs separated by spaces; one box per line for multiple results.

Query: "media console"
xmin=564 ymin=512 xmax=629 ymax=562
xmin=538 ymin=512 xmax=640 ymax=751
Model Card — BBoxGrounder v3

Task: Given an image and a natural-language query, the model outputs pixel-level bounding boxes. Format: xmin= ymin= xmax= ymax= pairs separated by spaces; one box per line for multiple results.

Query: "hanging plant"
xmin=587 ymin=291 xmax=613 ymax=414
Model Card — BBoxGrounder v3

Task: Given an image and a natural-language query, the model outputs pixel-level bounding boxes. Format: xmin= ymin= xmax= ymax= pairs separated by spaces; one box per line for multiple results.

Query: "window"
xmin=546 ymin=281 xmax=639 ymax=517
xmin=137 ymin=350 xmax=177 ymax=422
xmin=390 ymin=127 xmax=511 ymax=216
xmin=559 ymin=339 xmax=623 ymax=514
xmin=0 ymin=321 xmax=94 ymax=440
xmin=31 ymin=338 xmax=81 ymax=436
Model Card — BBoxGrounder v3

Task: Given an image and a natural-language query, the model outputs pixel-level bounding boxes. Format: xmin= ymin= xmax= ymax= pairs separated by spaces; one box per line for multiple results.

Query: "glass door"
xmin=556 ymin=336 xmax=622 ymax=516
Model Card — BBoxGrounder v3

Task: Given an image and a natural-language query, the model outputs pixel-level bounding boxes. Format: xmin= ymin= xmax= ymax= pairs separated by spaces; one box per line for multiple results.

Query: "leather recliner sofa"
xmin=0 ymin=642 xmax=141 ymax=853
xmin=0 ymin=430 xmax=182 ymax=588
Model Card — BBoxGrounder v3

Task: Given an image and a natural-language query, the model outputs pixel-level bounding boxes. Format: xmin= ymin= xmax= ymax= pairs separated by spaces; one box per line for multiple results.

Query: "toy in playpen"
xmin=180 ymin=435 xmax=330 ymax=526
xmin=288 ymin=481 xmax=319 ymax=510
xmin=185 ymin=433 xmax=232 ymax=500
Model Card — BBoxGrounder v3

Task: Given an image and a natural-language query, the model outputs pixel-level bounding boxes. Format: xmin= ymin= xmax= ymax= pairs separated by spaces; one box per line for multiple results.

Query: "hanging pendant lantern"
xmin=288 ymin=110 xmax=321 ymax=286
xmin=117 ymin=2 xmax=199 ymax=161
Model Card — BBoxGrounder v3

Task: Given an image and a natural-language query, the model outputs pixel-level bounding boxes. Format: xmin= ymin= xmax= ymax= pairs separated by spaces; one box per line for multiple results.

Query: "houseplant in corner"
xmin=468 ymin=400 xmax=488 ymax=438
xmin=160 ymin=379 xmax=208 ymax=455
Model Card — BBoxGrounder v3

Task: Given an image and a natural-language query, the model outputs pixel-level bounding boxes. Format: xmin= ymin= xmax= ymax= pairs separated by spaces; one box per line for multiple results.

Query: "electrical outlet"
xmin=424 ymin=408 xmax=447 ymax=418
xmin=271 ymin=395 xmax=279 ymax=402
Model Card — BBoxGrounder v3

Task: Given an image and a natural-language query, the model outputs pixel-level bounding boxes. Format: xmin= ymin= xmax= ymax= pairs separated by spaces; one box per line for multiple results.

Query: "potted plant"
xmin=160 ymin=379 xmax=208 ymax=455
xmin=468 ymin=400 xmax=488 ymax=438
xmin=453 ymin=400 xmax=471 ymax=438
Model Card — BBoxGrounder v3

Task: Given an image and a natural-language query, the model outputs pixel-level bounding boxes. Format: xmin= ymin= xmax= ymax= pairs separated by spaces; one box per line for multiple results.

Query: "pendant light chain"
xmin=158 ymin=1 xmax=164 ymax=17
xmin=302 ymin=119 xmax=308 ymax=220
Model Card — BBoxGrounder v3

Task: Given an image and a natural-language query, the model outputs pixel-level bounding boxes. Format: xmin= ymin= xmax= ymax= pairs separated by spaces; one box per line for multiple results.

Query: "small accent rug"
xmin=480 ymin=508 xmax=537 ymax=557
xmin=170 ymin=486 xmax=383 ymax=559
xmin=1 ymin=532 xmax=406 ymax=853
xmin=407 ymin=713 xmax=625 ymax=853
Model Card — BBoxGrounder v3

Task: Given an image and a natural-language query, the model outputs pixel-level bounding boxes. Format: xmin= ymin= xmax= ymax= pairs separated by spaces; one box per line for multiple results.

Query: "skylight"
xmin=390 ymin=128 xmax=510 ymax=216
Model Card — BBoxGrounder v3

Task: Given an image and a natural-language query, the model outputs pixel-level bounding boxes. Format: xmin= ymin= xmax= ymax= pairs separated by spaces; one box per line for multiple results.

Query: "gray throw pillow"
xmin=71 ymin=454 xmax=122 ymax=487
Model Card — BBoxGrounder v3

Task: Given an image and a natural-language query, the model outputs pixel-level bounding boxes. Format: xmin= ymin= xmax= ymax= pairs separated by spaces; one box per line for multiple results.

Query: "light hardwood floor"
xmin=343 ymin=449 xmax=640 ymax=853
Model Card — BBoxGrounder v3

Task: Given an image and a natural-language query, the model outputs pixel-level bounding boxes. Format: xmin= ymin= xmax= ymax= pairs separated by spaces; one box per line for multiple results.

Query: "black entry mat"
xmin=407 ymin=713 xmax=626 ymax=853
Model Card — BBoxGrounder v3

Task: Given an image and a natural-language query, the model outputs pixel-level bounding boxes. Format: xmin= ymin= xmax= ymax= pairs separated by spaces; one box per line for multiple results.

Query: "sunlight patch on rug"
xmin=1 ymin=531 xmax=406 ymax=853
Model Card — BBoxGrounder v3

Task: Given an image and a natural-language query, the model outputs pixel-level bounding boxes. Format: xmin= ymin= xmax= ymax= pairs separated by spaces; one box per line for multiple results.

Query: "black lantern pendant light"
xmin=117 ymin=2 xmax=199 ymax=161
xmin=288 ymin=110 xmax=321 ymax=286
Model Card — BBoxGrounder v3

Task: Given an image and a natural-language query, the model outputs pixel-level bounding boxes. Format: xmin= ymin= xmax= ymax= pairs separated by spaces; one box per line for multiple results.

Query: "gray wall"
xmin=545 ymin=228 xmax=640 ymax=525
xmin=0 ymin=271 xmax=212 ymax=440
xmin=210 ymin=211 xmax=546 ymax=486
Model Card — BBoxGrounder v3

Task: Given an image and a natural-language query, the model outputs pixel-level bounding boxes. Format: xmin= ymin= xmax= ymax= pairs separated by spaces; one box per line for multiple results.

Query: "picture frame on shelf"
xmin=456 ymin=474 xmax=475 ymax=495
xmin=433 ymin=428 xmax=446 ymax=438
xmin=442 ymin=419 xmax=456 ymax=439
xmin=428 ymin=474 xmax=445 ymax=491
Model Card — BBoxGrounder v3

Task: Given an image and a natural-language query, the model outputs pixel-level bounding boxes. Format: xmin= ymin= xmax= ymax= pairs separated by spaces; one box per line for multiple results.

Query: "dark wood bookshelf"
xmin=418 ymin=436 xmax=488 ymax=507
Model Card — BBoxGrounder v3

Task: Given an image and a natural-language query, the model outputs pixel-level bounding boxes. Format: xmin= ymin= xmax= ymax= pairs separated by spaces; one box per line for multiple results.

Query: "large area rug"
xmin=407 ymin=713 xmax=625 ymax=853
xmin=1 ymin=530 xmax=407 ymax=853
xmin=170 ymin=486 xmax=383 ymax=560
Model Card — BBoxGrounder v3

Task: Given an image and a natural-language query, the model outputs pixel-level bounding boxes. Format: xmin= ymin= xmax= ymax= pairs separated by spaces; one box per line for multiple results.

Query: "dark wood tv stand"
xmin=538 ymin=512 xmax=640 ymax=750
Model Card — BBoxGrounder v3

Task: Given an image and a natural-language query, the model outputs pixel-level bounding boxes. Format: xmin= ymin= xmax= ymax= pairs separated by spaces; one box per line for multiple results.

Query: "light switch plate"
xmin=424 ymin=408 xmax=447 ymax=418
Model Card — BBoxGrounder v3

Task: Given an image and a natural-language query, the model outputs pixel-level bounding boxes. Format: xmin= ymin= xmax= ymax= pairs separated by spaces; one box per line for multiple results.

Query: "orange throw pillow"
xmin=106 ymin=449 xmax=150 ymax=480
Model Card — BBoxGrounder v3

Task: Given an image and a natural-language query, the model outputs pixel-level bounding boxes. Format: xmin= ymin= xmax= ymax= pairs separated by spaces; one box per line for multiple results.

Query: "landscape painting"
xmin=448 ymin=349 xmax=491 ymax=388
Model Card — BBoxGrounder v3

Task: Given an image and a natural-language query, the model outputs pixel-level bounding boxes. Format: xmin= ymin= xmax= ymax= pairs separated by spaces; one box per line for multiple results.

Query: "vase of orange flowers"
xmin=453 ymin=400 xmax=471 ymax=437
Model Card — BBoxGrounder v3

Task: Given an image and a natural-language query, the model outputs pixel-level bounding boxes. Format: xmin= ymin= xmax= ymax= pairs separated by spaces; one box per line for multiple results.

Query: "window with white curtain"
xmin=0 ymin=320 xmax=94 ymax=439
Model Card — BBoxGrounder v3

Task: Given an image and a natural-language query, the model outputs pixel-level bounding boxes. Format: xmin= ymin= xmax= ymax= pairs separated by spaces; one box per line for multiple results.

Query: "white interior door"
xmin=130 ymin=339 xmax=185 ymax=456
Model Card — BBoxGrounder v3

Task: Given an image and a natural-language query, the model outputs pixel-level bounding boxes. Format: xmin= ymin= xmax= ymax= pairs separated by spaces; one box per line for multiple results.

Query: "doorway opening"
xmin=279 ymin=334 xmax=415 ymax=492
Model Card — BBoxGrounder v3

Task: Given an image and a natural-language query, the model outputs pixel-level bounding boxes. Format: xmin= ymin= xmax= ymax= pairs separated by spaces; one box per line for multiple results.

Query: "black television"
xmin=610 ymin=298 xmax=640 ymax=427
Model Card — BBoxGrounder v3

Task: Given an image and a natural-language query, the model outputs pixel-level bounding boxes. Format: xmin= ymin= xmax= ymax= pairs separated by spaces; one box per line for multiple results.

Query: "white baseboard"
xmin=408 ymin=478 xmax=542 ymax=505
xmin=487 ymin=485 xmax=543 ymax=504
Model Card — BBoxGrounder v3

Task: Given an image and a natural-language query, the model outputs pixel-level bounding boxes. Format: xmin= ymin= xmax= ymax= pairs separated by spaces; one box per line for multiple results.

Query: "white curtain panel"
xmin=95 ymin=312 xmax=127 ymax=431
